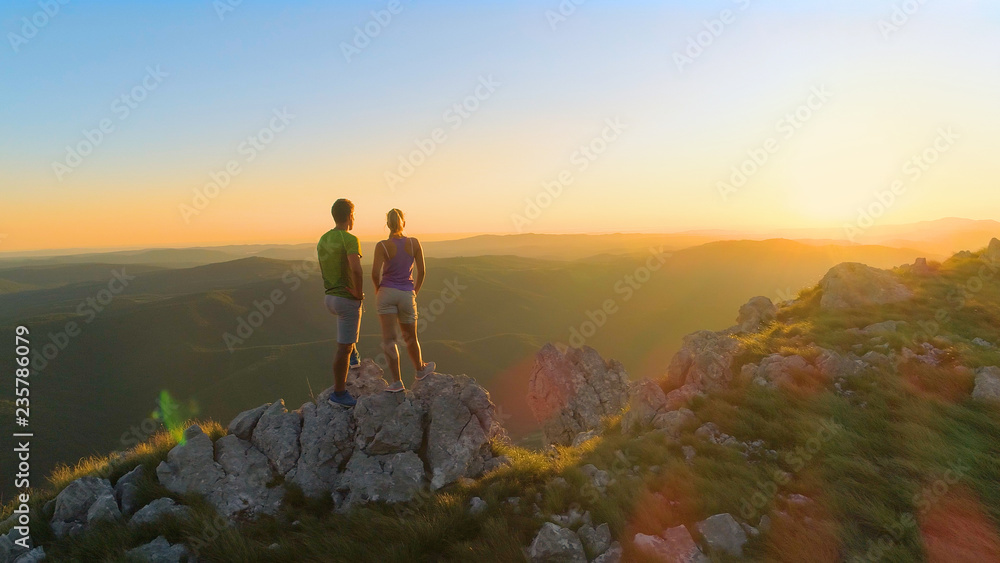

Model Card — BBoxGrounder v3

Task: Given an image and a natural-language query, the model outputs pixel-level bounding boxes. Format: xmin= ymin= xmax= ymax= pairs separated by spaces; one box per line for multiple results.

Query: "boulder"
xmin=743 ymin=354 xmax=819 ymax=388
xmin=666 ymin=331 xmax=741 ymax=390
xmin=114 ymin=465 xmax=145 ymax=517
xmin=212 ymin=435 xmax=284 ymax=518
xmin=286 ymin=400 xmax=355 ymax=498
xmin=11 ymin=547 xmax=44 ymax=563
xmin=814 ymin=349 xmax=870 ymax=380
xmin=85 ymin=493 xmax=121 ymax=524
xmin=227 ymin=403 xmax=270 ymax=441
xmin=345 ymin=359 xmax=390 ymax=397
xmin=50 ymin=476 xmax=115 ymax=538
xmin=528 ymin=522 xmax=587 ymax=563
xmin=156 ymin=426 xmax=226 ymax=499
xmin=353 ymin=391 xmax=423 ymax=456
xmin=695 ymin=513 xmax=748 ymax=558
xmin=527 ymin=344 xmax=630 ymax=446
xmin=634 ymin=527 xmax=706 ymax=563
xmin=651 ymin=408 xmax=696 ymax=440
xmin=735 ymin=296 xmax=777 ymax=333
xmin=972 ymin=366 xmax=1000 ymax=403
xmin=126 ymin=536 xmax=192 ymax=563
xmin=621 ymin=379 xmax=668 ymax=435
xmin=593 ymin=542 xmax=622 ymax=563
xmin=469 ymin=497 xmax=488 ymax=515
xmin=985 ymin=238 xmax=1000 ymax=265
xmin=412 ymin=372 xmax=506 ymax=489
xmin=334 ymin=451 xmax=425 ymax=509
xmin=129 ymin=498 xmax=193 ymax=527
xmin=577 ymin=522 xmax=612 ymax=556
xmin=571 ymin=430 xmax=599 ymax=448
xmin=819 ymin=263 xmax=913 ymax=309
xmin=250 ymin=400 xmax=302 ymax=476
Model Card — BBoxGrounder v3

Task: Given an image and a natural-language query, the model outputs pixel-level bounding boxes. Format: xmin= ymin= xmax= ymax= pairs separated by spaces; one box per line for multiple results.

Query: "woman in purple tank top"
xmin=372 ymin=209 xmax=436 ymax=392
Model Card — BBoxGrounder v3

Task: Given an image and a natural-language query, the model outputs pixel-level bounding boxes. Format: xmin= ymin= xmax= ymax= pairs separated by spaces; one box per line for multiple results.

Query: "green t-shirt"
xmin=317 ymin=229 xmax=362 ymax=299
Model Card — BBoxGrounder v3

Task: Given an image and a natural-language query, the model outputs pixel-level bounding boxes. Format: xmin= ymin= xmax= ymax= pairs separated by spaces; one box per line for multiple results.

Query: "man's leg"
xmin=379 ymin=314 xmax=402 ymax=383
xmin=333 ymin=342 xmax=354 ymax=392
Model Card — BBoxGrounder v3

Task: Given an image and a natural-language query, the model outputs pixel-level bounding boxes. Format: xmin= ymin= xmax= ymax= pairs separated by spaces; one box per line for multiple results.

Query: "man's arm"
xmin=413 ymin=238 xmax=426 ymax=294
xmin=371 ymin=243 xmax=384 ymax=291
xmin=348 ymin=253 xmax=364 ymax=300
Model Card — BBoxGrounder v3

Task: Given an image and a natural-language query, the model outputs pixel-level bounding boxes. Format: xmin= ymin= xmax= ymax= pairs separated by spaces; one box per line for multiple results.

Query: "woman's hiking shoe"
xmin=349 ymin=349 xmax=361 ymax=368
xmin=386 ymin=381 xmax=405 ymax=393
xmin=415 ymin=362 xmax=436 ymax=381
xmin=329 ymin=390 xmax=357 ymax=408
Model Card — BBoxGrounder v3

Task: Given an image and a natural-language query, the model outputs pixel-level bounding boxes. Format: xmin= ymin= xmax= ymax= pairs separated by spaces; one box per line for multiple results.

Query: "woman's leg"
xmin=378 ymin=314 xmax=402 ymax=383
xmin=398 ymin=322 xmax=425 ymax=371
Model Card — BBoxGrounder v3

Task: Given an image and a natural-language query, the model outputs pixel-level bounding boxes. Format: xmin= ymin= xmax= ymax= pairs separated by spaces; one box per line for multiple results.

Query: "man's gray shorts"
xmin=324 ymin=295 xmax=362 ymax=344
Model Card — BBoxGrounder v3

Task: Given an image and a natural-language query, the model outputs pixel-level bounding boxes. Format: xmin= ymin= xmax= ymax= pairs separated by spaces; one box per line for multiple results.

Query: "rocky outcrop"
xmin=49 ymin=477 xmax=116 ymax=538
xmin=528 ymin=344 xmax=630 ymax=446
xmin=126 ymin=536 xmax=193 ymax=563
xmin=666 ymin=331 xmax=742 ymax=390
xmin=129 ymin=498 xmax=193 ymax=527
xmin=973 ymin=366 xmax=1000 ymax=403
xmin=985 ymin=238 xmax=1000 ymax=265
xmin=736 ymin=296 xmax=778 ymax=333
xmin=528 ymin=522 xmax=587 ymax=563
xmin=742 ymin=354 xmax=820 ymax=388
xmin=695 ymin=513 xmax=748 ymax=558
xmin=633 ymin=527 xmax=707 ymax=563
xmin=152 ymin=360 xmax=506 ymax=519
xmin=819 ymin=263 xmax=913 ymax=309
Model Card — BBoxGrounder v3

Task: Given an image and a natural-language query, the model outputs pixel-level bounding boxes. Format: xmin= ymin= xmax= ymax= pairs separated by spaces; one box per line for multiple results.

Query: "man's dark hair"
xmin=332 ymin=199 xmax=354 ymax=223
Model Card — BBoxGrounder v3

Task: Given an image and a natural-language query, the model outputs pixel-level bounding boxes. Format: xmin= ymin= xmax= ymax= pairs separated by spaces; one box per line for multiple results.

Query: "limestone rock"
xmin=985 ymin=238 xmax=1000 ymax=265
xmin=695 ymin=513 xmax=748 ymax=557
xmin=666 ymin=331 xmax=741 ymax=390
xmin=735 ymin=296 xmax=777 ymax=333
xmin=354 ymin=391 xmax=423 ymax=455
xmin=50 ymin=476 xmax=115 ymax=538
xmin=129 ymin=498 xmax=193 ymax=527
xmin=126 ymin=536 xmax=193 ymax=563
xmin=156 ymin=425 xmax=226 ymax=498
xmin=11 ymin=547 xmax=45 ymax=563
xmin=592 ymin=542 xmax=622 ymax=563
xmin=335 ymin=451 xmax=425 ymax=509
xmin=528 ymin=522 xmax=587 ymax=563
xmin=819 ymin=263 xmax=913 ymax=309
xmin=85 ymin=493 xmax=121 ymax=524
xmin=212 ymin=434 xmax=284 ymax=518
xmin=571 ymin=430 xmax=599 ymax=448
xmin=114 ymin=465 xmax=145 ymax=517
xmin=286 ymin=399 xmax=355 ymax=498
xmin=634 ymin=527 xmax=706 ymax=563
xmin=651 ymin=408 xmax=696 ymax=440
xmin=527 ymin=344 xmax=630 ymax=446
xmin=743 ymin=354 xmax=819 ymax=388
xmin=973 ymin=366 xmax=1000 ymax=403
xmin=577 ymin=522 xmax=612 ymax=556
xmin=227 ymin=403 xmax=270 ymax=441
xmin=250 ymin=400 xmax=302 ymax=476
xmin=413 ymin=372 xmax=505 ymax=489
xmin=621 ymin=379 xmax=667 ymax=435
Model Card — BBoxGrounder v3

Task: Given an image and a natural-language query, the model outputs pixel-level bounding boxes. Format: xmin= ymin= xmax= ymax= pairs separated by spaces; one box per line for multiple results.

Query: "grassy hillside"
xmin=3 ymin=247 xmax=999 ymax=561
xmin=0 ymin=239 xmax=941 ymax=504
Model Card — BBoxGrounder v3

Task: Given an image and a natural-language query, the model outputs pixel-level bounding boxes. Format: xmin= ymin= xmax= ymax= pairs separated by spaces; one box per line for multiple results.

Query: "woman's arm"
xmin=413 ymin=238 xmax=425 ymax=294
xmin=371 ymin=241 xmax=385 ymax=291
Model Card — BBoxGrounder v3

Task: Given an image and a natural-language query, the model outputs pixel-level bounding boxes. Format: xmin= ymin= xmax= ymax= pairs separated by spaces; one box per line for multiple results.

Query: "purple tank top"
xmin=380 ymin=237 xmax=415 ymax=292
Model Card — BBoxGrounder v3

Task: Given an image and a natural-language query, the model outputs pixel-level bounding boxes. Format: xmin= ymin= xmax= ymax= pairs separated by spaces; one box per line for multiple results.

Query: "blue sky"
xmin=2 ymin=0 xmax=999 ymax=250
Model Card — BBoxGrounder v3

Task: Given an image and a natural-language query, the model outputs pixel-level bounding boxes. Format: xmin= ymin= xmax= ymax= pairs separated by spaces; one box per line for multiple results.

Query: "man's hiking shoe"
xmin=349 ymin=349 xmax=361 ymax=368
xmin=416 ymin=362 xmax=436 ymax=381
xmin=386 ymin=381 xmax=405 ymax=393
xmin=329 ymin=391 xmax=357 ymax=408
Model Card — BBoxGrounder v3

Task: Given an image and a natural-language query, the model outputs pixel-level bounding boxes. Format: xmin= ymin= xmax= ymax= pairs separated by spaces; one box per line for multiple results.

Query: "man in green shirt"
xmin=318 ymin=199 xmax=364 ymax=407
